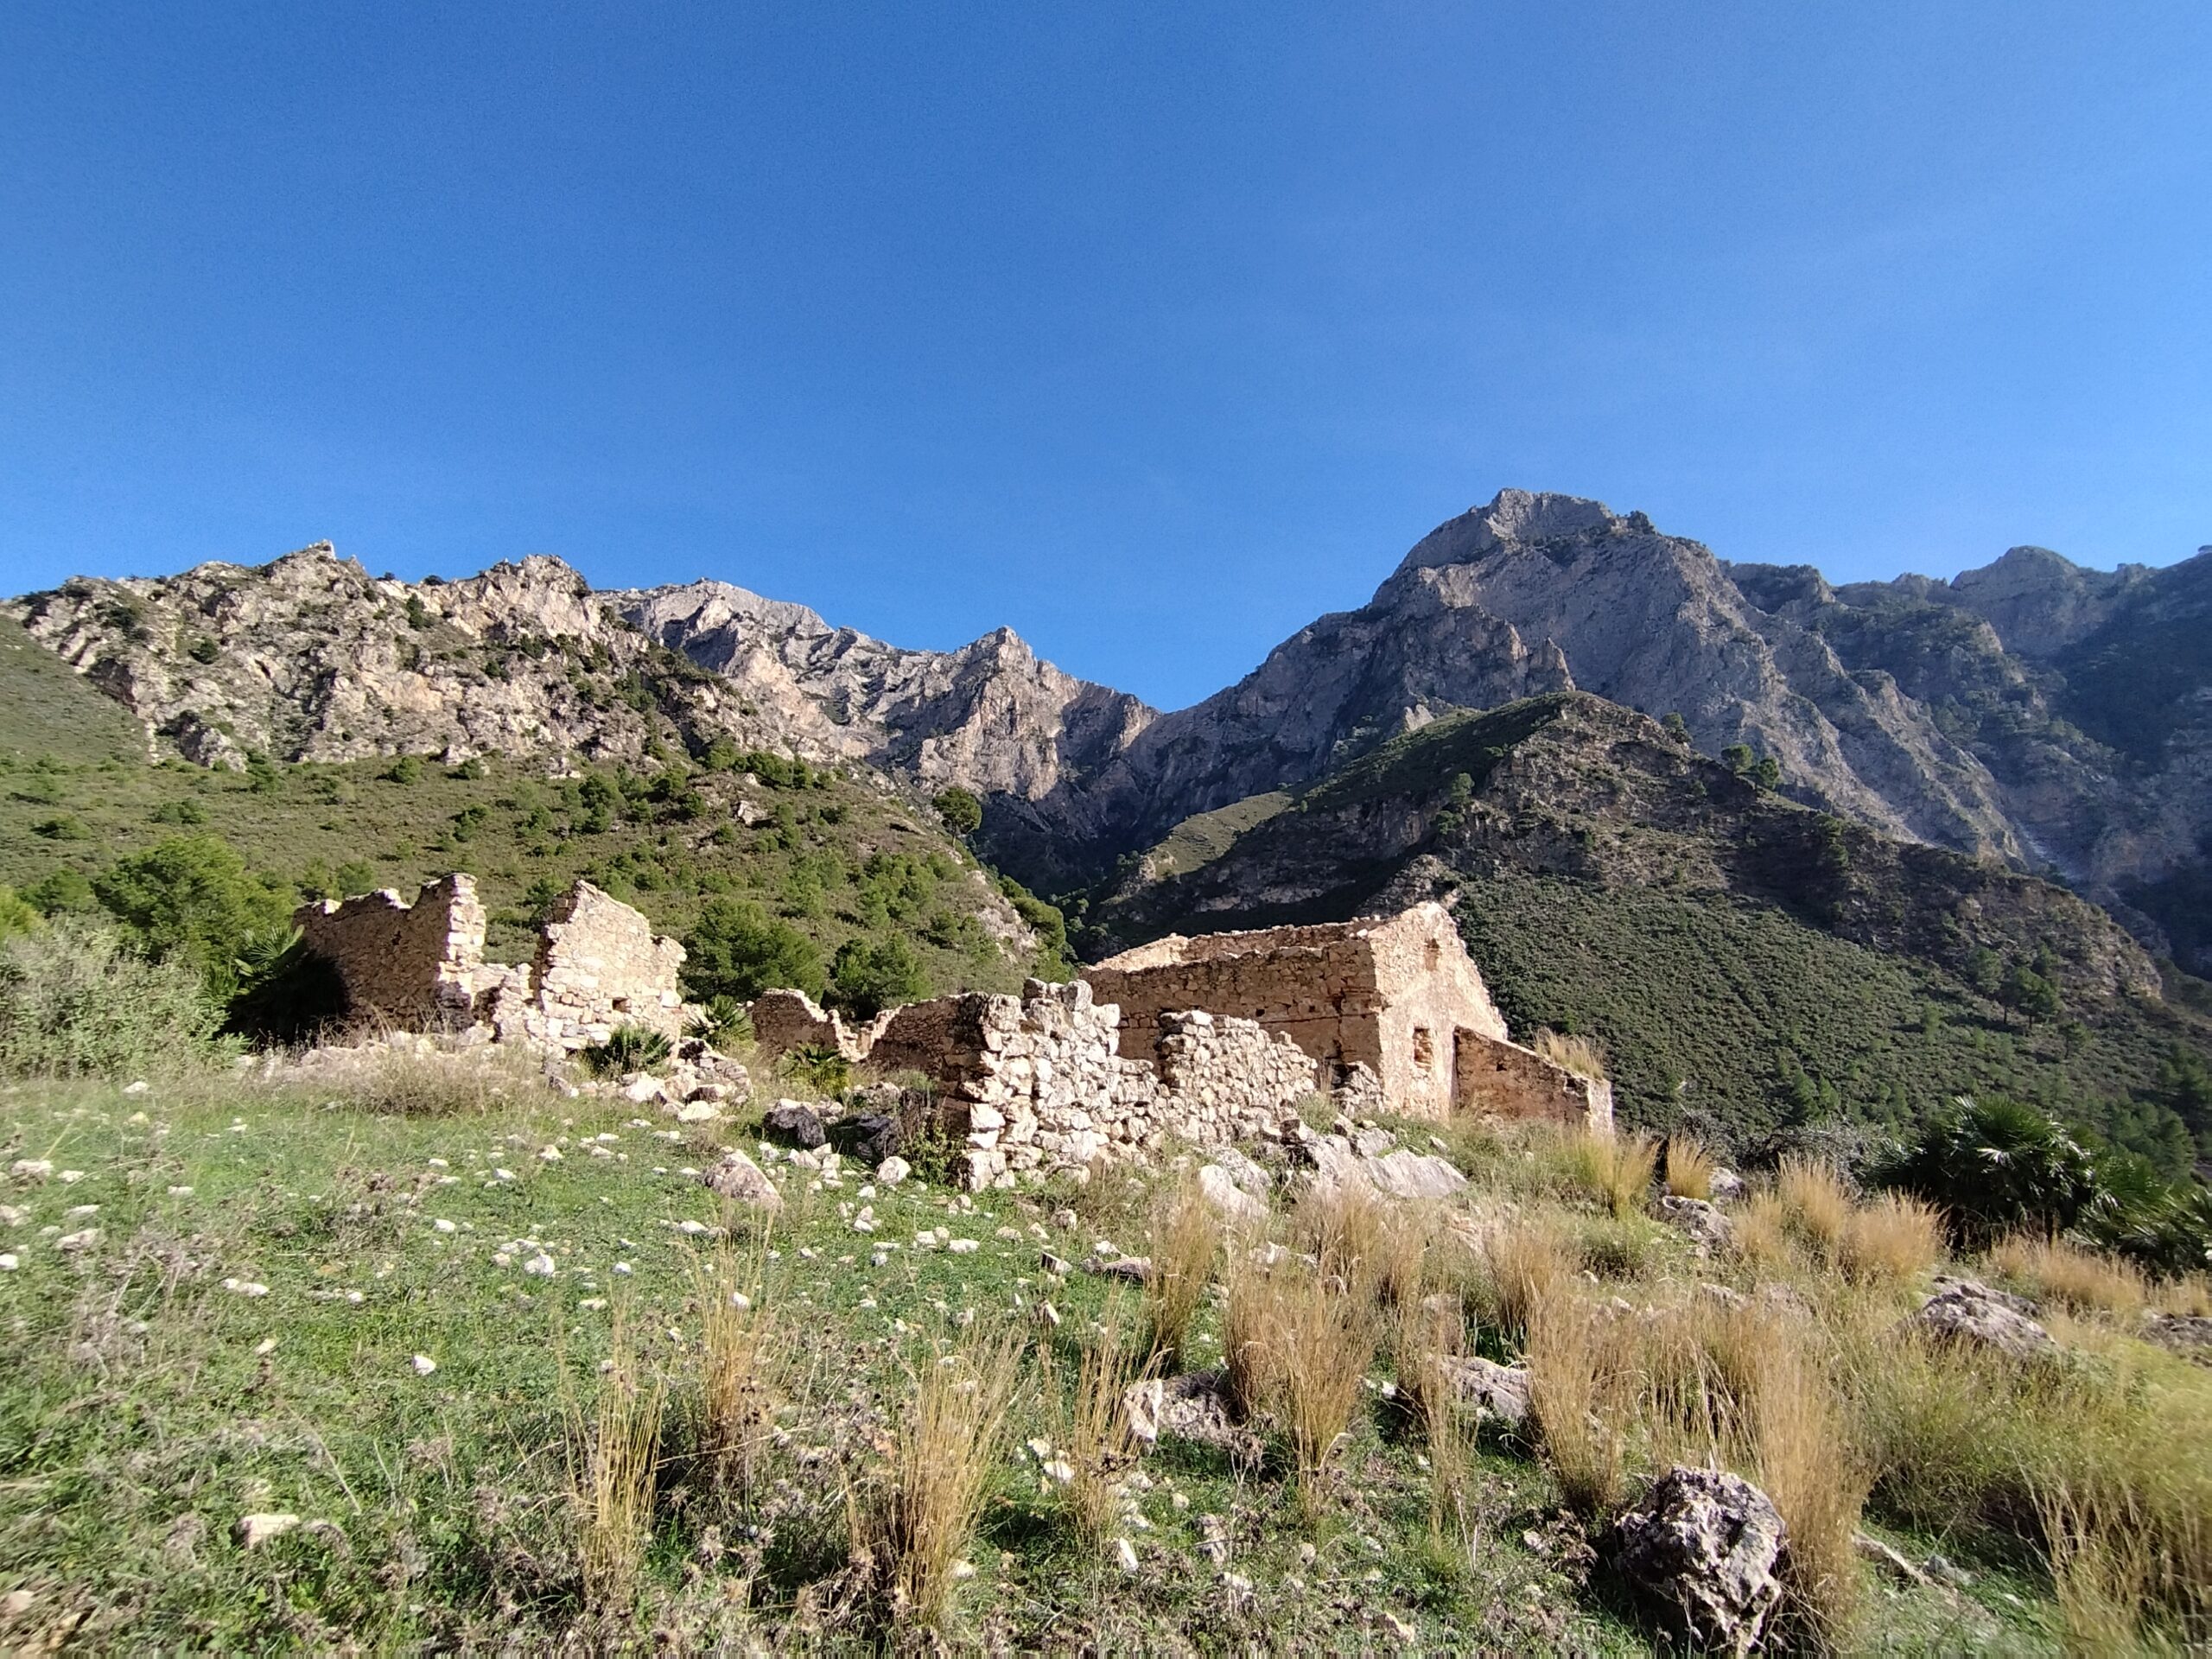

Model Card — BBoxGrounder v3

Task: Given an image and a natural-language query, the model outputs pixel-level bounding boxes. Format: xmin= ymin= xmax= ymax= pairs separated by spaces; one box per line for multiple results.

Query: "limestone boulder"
xmin=1655 ymin=1195 xmax=1732 ymax=1250
xmin=1910 ymin=1276 xmax=2058 ymax=1362
xmin=1614 ymin=1466 xmax=1786 ymax=1657
xmin=1197 ymin=1164 xmax=1268 ymax=1229
xmin=702 ymin=1149 xmax=783 ymax=1213
xmin=1364 ymin=1149 xmax=1467 ymax=1201
xmin=1435 ymin=1354 xmax=1530 ymax=1427
xmin=1122 ymin=1370 xmax=1243 ymax=1452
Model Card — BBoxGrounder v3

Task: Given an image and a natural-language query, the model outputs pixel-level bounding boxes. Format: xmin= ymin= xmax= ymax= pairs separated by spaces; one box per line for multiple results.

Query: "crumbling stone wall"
xmin=754 ymin=977 xmax=1320 ymax=1188
xmin=1455 ymin=1031 xmax=1613 ymax=1132
xmin=294 ymin=874 xmax=518 ymax=1028
xmin=525 ymin=880 xmax=689 ymax=1050
xmin=751 ymin=989 xmax=896 ymax=1064
xmin=1085 ymin=904 xmax=1603 ymax=1128
xmin=297 ymin=873 xmax=689 ymax=1053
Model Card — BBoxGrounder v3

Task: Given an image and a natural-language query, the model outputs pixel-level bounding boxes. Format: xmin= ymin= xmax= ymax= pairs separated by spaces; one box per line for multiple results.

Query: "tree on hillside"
xmin=827 ymin=935 xmax=931 ymax=1019
xmin=682 ymin=898 xmax=826 ymax=1003
xmin=91 ymin=836 xmax=294 ymax=1001
xmin=933 ymin=785 xmax=983 ymax=836
xmin=1999 ymin=962 xmax=2061 ymax=1029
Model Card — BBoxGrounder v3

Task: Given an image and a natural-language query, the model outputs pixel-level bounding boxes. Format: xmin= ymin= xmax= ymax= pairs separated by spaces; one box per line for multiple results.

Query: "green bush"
xmin=933 ymin=785 xmax=983 ymax=836
xmin=1886 ymin=1096 xmax=2103 ymax=1245
xmin=91 ymin=834 xmax=295 ymax=1002
xmin=0 ymin=886 xmax=41 ymax=942
xmin=22 ymin=869 xmax=94 ymax=915
xmin=0 ymin=918 xmax=224 ymax=1077
xmin=224 ymin=931 xmax=350 ymax=1048
xmin=383 ymin=753 xmax=424 ymax=785
xmin=683 ymin=898 xmax=826 ymax=1003
xmin=827 ymin=934 xmax=930 ymax=1019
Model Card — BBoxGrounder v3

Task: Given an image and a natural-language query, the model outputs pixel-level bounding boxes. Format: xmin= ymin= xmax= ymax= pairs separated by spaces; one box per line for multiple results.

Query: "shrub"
xmin=931 ymin=785 xmax=982 ymax=836
xmin=583 ymin=1025 xmax=673 ymax=1077
xmin=827 ymin=935 xmax=930 ymax=1019
xmin=0 ymin=918 xmax=222 ymax=1077
xmin=682 ymin=898 xmax=826 ymax=1003
xmin=1889 ymin=1096 xmax=2103 ymax=1245
xmin=22 ymin=869 xmax=95 ymax=915
xmin=0 ymin=886 xmax=40 ymax=942
xmin=91 ymin=834 xmax=295 ymax=1001
xmin=382 ymin=753 xmax=423 ymax=784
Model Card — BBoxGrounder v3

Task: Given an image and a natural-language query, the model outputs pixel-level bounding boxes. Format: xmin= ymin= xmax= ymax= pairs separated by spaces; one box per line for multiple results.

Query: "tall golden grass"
xmin=1224 ymin=1258 xmax=1376 ymax=1518
xmin=1838 ymin=1192 xmax=1944 ymax=1286
xmin=1478 ymin=1217 xmax=1573 ymax=1344
xmin=1531 ymin=1027 xmax=1610 ymax=1084
xmin=1993 ymin=1234 xmax=2150 ymax=1318
xmin=1775 ymin=1157 xmax=1853 ymax=1261
xmin=1061 ymin=1312 xmax=1145 ymax=1553
xmin=855 ymin=1332 xmax=1024 ymax=1629
xmin=565 ymin=1306 xmax=666 ymax=1615
xmin=1663 ymin=1135 xmax=1716 ymax=1201
xmin=1564 ymin=1128 xmax=1659 ymax=1220
xmin=694 ymin=1243 xmax=779 ymax=1501
xmin=1143 ymin=1177 xmax=1221 ymax=1363
xmin=1526 ymin=1297 xmax=1624 ymax=1516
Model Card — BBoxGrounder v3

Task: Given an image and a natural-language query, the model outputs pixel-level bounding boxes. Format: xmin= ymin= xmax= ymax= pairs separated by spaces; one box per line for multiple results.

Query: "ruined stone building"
xmin=294 ymin=874 xmax=689 ymax=1052
xmin=1084 ymin=904 xmax=1609 ymax=1128
xmin=751 ymin=980 xmax=1319 ymax=1188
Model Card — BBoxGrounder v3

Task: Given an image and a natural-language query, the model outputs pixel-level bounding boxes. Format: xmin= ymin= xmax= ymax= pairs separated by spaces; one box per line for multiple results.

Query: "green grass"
xmin=0 ymin=1077 xmax=2108 ymax=1650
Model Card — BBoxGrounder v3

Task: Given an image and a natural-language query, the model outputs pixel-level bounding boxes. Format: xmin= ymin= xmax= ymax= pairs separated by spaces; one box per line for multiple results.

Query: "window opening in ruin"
xmin=1412 ymin=1026 xmax=1434 ymax=1070
xmin=1425 ymin=938 xmax=1441 ymax=970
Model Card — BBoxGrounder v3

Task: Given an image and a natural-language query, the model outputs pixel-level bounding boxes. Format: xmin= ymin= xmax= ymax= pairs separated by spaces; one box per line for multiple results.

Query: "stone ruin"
xmin=1085 ymin=903 xmax=1610 ymax=1128
xmin=293 ymin=874 xmax=690 ymax=1052
xmin=752 ymin=979 xmax=1320 ymax=1189
xmin=747 ymin=904 xmax=1605 ymax=1188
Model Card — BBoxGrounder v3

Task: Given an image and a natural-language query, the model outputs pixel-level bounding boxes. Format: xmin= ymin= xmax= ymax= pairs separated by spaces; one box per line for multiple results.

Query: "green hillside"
xmin=1088 ymin=696 xmax=2212 ymax=1168
xmin=0 ymin=623 xmax=1063 ymax=1000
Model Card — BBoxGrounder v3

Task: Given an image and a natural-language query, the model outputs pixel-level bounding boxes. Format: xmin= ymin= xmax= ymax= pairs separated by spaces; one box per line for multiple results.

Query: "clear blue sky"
xmin=3 ymin=4 xmax=2206 ymax=709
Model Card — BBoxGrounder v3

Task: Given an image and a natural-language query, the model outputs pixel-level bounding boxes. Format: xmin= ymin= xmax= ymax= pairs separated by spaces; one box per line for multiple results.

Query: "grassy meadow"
xmin=4 ymin=1052 xmax=2206 ymax=1651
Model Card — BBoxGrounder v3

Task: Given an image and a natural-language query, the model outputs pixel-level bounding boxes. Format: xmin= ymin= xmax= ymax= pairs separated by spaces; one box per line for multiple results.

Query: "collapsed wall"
xmin=296 ymin=874 xmax=690 ymax=1053
xmin=293 ymin=874 xmax=518 ymax=1029
xmin=756 ymin=977 xmax=1320 ymax=1188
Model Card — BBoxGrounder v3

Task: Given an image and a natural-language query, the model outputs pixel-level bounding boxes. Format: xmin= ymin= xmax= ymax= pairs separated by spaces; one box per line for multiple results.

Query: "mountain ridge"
xmin=10 ymin=489 xmax=2208 ymax=968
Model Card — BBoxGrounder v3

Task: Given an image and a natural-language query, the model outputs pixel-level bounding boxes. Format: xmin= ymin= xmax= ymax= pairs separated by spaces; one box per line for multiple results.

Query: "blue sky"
xmin=3 ymin=3 xmax=2207 ymax=709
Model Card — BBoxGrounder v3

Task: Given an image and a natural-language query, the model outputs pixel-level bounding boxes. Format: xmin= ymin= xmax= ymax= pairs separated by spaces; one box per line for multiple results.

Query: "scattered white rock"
xmin=58 ymin=1171 xmax=85 ymax=1185
xmin=948 ymin=1237 xmax=980 ymax=1255
xmin=232 ymin=1512 xmax=302 ymax=1549
xmin=702 ymin=1148 xmax=783 ymax=1211
xmin=167 ymin=1185 xmax=194 ymax=1198
xmin=1114 ymin=1537 xmax=1140 ymax=1573
xmin=10 ymin=1160 xmax=54 ymax=1182
xmin=55 ymin=1229 xmax=100 ymax=1254
xmin=0 ymin=1205 xmax=23 ymax=1226
xmin=522 ymin=1252 xmax=556 ymax=1277
xmin=1197 ymin=1163 xmax=1268 ymax=1228
xmin=538 ymin=1146 xmax=562 ymax=1163
xmin=433 ymin=1218 xmax=457 ymax=1233
xmin=221 ymin=1277 xmax=269 ymax=1296
xmin=0 ymin=1254 xmax=17 ymax=1272
xmin=412 ymin=1354 xmax=438 ymax=1376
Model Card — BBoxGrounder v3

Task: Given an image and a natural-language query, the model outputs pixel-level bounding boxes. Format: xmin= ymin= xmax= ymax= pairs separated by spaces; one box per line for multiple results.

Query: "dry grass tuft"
xmin=1532 ymin=1027 xmax=1610 ymax=1083
xmin=1733 ymin=1190 xmax=1796 ymax=1270
xmin=1062 ymin=1311 xmax=1146 ymax=1554
xmin=1838 ymin=1192 xmax=1944 ymax=1286
xmin=1565 ymin=1128 xmax=1659 ymax=1219
xmin=1479 ymin=1217 xmax=1573 ymax=1344
xmin=340 ymin=1037 xmax=559 ymax=1117
xmin=1143 ymin=1178 xmax=1221 ymax=1363
xmin=1745 ymin=1328 xmax=1866 ymax=1641
xmin=566 ymin=1306 xmax=666 ymax=1615
xmin=1776 ymin=1157 xmax=1853 ymax=1261
xmin=1225 ymin=1258 xmax=1376 ymax=1517
xmin=855 ymin=1331 xmax=1024 ymax=1630
xmin=1993 ymin=1234 xmax=2150 ymax=1319
xmin=1526 ymin=1297 xmax=1624 ymax=1516
xmin=1297 ymin=1179 xmax=1388 ymax=1297
xmin=1663 ymin=1135 xmax=1716 ymax=1201
xmin=694 ymin=1243 xmax=779 ymax=1501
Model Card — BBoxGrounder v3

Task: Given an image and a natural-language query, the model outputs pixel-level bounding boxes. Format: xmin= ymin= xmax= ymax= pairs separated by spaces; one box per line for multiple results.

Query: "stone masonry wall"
xmin=1455 ymin=1030 xmax=1613 ymax=1132
xmin=294 ymin=874 xmax=518 ymax=1029
xmin=770 ymin=978 xmax=1322 ymax=1188
xmin=524 ymin=880 xmax=689 ymax=1050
